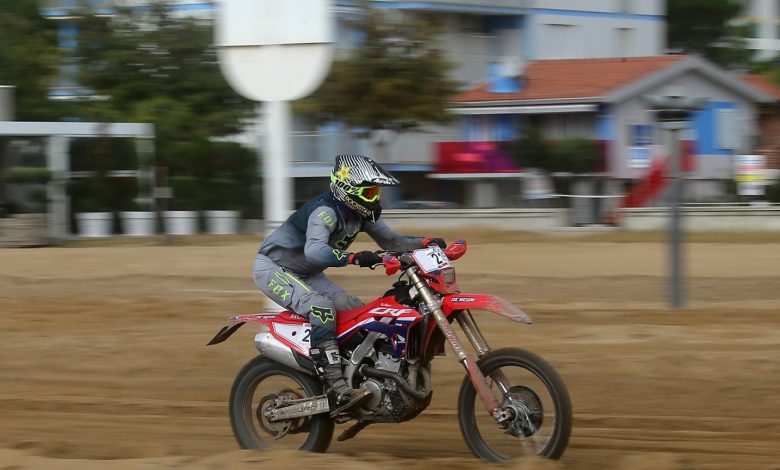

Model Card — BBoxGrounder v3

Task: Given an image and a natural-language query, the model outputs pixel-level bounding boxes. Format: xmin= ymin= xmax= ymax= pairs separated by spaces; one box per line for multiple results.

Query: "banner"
xmin=734 ymin=154 xmax=766 ymax=196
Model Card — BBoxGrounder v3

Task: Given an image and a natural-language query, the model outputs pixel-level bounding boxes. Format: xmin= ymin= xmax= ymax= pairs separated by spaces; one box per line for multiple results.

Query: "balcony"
xmin=368 ymin=0 xmax=526 ymax=14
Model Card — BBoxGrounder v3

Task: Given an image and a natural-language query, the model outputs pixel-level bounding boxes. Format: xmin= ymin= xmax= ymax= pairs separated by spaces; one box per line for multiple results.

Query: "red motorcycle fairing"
xmin=206 ymin=297 xmax=424 ymax=357
xmin=440 ymin=294 xmax=533 ymax=324
xmin=418 ymin=293 xmax=532 ymax=361
xmin=336 ymin=296 xmax=423 ymax=342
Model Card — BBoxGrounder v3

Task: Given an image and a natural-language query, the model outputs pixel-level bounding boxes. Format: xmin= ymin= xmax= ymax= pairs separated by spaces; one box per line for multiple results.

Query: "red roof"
xmin=453 ymin=55 xmax=688 ymax=103
xmin=742 ymin=74 xmax=780 ymax=101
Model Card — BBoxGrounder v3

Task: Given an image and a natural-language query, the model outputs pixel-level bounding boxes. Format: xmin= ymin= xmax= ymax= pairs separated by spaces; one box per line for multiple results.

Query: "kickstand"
xmin=337 ymin=421 xmax=370 ymax=442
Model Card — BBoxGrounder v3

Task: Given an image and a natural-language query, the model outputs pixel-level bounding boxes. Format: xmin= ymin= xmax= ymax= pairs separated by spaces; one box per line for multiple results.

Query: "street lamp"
xmin=644 ymin=90 xmax=705 ymax=309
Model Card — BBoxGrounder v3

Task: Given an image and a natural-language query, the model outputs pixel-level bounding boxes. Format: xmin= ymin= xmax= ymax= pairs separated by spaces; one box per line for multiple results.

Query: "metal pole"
xmin=664 ymin=123 xmax=684 ymax=308
xmin=645 ymin=93 xmax=704 ymax=310
xmin=262 ymin=101 xmax=293 ymax=234
xmin=261 ymin=101 xmax=293 ymax=314
xmin=46 ymin=136 xmax=70 ymax=242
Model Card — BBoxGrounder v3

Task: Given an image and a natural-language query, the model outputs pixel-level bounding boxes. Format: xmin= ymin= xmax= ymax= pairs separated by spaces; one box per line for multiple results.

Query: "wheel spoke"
xmin=489 ymin=370 xmax=511 ymax=396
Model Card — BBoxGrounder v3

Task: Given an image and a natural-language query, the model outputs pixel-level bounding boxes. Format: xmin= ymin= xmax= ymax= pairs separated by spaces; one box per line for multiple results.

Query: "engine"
xmin=354 ymin=339 xmax=432 ymax=424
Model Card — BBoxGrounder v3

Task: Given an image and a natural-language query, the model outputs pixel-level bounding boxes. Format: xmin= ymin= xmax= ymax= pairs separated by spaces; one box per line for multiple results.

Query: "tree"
xmin=296 ymin=2 xmax=459 ymax=148
xmin=0 ymin=0 xmax=62 ymax=120
xmin=506 ymin=128 xmax=604 ymax=174
xmin=69 ymin=2 xmax=256 ymax=204
xmin=759 ymin=54 xmax=780 ymax=87
xmin=65 ymin=2 xmax=259 ymax=213
xmin=667 ymin=0 xmax=752 ymax=69
xmin=73 ymin=2 xmax=254 ymax=141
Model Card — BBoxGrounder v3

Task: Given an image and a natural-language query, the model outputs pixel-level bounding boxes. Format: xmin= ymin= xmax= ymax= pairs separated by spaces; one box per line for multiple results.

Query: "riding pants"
xmin=252 ymin=254 xmax=363 ymax=346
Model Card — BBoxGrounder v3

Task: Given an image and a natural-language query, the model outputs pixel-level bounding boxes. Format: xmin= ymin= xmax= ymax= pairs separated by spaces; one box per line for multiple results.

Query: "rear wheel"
xmin=229 ymin=356 xmax=334 ymax=452
xmin=458 ymin=348 xmax=572 ymax=461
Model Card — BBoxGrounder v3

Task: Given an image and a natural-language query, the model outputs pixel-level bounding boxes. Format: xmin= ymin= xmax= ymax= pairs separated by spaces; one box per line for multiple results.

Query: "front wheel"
xmin=458 ymin=348 xmax=572 ymax=461
xmin=229 ymin=355 xmax=334 ymax=452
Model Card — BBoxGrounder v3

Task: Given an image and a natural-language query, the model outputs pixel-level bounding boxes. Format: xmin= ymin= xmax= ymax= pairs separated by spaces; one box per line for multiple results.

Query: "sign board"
xmin=735 ymin=154 xmax=766 ymax=196
xmin=218 ymin=0 xmax=329 ymax=46
xmin=628 ymin=146 xmax=651 ymax=169
xmin=215 ymin=0 xmax=333 ymax=102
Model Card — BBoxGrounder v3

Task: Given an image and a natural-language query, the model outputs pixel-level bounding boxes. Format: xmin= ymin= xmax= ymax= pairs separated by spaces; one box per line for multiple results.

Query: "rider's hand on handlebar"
xmin=422 ymin=237 xmax=447 ymax=249
xmin=348 ymin=251 xmax=382 ymax=268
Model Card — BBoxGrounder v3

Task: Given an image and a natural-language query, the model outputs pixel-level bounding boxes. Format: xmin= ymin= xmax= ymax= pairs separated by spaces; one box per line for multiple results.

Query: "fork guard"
xmin=441 ymin=294 xmax=533 ymax=324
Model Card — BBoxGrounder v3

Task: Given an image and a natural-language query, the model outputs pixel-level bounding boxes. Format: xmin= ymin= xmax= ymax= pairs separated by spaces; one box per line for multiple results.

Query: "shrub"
xmin=3 ymin=166 xmax=52 ymax=184
xmin=168 ymin=176 xmax=204 ymax=211
xmin=766 ymin=178 xmax=780 ymax=202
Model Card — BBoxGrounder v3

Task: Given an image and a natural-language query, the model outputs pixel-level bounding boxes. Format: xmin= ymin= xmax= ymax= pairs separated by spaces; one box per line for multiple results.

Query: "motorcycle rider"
xmin=253 ymin=154 xmax=446 ymax=412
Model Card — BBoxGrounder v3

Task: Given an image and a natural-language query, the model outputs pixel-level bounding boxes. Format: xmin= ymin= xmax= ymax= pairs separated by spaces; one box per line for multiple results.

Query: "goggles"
xmin=331 ymin=174 xmax=381 ymax=203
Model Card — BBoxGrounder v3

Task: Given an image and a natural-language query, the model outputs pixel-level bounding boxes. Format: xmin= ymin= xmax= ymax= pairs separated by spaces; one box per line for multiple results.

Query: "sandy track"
xmin=1 ymin=239 xmax=779 ymax=469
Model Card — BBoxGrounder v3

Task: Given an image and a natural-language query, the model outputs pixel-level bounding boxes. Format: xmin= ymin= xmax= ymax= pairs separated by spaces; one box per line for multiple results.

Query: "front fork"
xmin=457 ymin=310 xmax=512 ymax=396
xmin=408 ymin=270 xmax=505 ymax=419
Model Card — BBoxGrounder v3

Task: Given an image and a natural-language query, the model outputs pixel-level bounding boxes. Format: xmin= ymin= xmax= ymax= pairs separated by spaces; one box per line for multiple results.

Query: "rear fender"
xmin=441 ymin=294 xmax=533 ymax=324
xmin=206 ymin=312 xmax=309 ymax=346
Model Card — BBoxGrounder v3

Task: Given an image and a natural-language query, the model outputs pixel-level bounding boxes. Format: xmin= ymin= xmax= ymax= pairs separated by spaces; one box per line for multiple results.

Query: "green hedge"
xmin=766 ymin=178 xmax=780 ymax=202
xmin=3 ymin=167 xmax=52 ymax=184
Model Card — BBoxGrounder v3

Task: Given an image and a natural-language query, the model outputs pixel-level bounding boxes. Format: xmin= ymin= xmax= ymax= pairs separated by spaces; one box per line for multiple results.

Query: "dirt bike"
xmin=208 ymin=240 xmax=572 ymax=461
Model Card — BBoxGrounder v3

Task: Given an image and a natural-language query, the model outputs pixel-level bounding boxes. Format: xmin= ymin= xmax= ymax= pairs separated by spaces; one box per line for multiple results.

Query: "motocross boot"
xmin=311 ymin=340 xmax=371 ymax=414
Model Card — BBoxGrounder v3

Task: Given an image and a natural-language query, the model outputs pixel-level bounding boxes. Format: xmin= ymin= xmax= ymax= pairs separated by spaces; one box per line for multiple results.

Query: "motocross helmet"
xmin=330 ymin=154 xmax=399 ymax=223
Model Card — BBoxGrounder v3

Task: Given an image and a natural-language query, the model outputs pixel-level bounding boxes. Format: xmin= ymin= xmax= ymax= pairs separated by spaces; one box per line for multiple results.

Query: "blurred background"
xmin=1 ymin=3 xmax=780 ymax=469
xmin=0 ymin=0 xmax=779 ymax=244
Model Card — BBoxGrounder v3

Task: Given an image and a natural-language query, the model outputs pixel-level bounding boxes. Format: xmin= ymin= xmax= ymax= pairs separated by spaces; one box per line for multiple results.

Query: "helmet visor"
xmin=357 ymin=185 xmax=380 ymax=203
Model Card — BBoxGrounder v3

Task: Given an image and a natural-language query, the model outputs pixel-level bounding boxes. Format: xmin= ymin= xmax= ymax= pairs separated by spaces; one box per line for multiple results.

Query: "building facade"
xmin=742 ymin=0 xmax=780 ymax=60
xmin=39 ymin=0 xmax=667 ymax=166
xmin=451 ymin=55 xmax=775 ymax=207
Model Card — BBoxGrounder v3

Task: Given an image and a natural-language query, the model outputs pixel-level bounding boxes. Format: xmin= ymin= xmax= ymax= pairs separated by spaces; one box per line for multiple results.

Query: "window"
xmin=456 ymin=14 xmax=489 ymax=37
xmin=748 ymin=21 xmax=761 ymax=38
xmin=541 ymin=24 xmax=581 ymax=59
xmin=627 ymin=124 xmax=653 ymax=169
xmin=716 ymin=108 xmax=739 ymax=150
xmin=776 ymin=1 xmax=780 ymax=38
xmin=614 ymin=28 xmax=635 ymax=56
xmin=629 ymin=124 xmax=653 ymax=146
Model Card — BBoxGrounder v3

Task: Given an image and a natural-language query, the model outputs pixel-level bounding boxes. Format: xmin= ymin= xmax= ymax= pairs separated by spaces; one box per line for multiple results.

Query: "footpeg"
xmin=329 ymin=389 xmax=372 ymax=417
xmin=337 ymin=421 xmax=370 ymax=441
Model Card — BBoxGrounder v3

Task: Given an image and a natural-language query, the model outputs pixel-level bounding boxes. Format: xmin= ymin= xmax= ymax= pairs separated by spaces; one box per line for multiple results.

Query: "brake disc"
xmin=502 ymin=385 xmax=544 ymax=438
xmin=257 ymin=388 xmax=309 ymax=439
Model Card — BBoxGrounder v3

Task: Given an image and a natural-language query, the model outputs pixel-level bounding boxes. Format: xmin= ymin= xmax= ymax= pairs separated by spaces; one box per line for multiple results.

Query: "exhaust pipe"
xmin=254 ymin=332 xmax=311 ymax=373
xmin=359 ymin=364 xmax=431 ymax=400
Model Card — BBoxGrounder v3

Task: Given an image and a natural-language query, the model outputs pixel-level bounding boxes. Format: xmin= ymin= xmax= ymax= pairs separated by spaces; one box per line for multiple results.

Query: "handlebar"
xmin=368 ymin=239 xmax=468 ymax=276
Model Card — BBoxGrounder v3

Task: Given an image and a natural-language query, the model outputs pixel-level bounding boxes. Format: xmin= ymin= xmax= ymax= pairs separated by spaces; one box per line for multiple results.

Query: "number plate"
xmin=273 ymin=323 xmax=311 ymax=351
xmin=412 ymin=246 xmax=452 ymax=273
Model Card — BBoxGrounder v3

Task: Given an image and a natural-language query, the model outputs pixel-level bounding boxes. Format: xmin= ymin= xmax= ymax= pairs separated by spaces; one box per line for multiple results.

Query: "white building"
xmin=742 ymin=0 xmax=780 ymax=60
xmin=38 ymin=1 xmax=669 ymax=204
xmin=41 ymin=0 xmax=667 ymax=99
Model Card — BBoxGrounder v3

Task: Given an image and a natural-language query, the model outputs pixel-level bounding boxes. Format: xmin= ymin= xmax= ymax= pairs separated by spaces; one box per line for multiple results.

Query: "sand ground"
xmin=1 ymin=234 xmax=779 ymax=469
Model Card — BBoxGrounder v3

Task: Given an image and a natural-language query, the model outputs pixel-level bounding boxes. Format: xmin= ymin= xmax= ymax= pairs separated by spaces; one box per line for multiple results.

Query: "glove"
xmin=422 ymin=237 xmax=447 ymax=249
xmin=348 ymin=250 xmax=382 ymax=267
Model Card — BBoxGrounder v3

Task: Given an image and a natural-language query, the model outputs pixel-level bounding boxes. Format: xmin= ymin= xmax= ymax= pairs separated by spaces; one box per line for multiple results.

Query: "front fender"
xmin=441 ymin=294 xmax=532 ymax=324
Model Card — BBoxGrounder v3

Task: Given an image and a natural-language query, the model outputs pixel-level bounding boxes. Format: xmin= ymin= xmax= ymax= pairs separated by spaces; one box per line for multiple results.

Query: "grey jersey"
xmin=259 ymin=192 xmax=423 ymax=275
